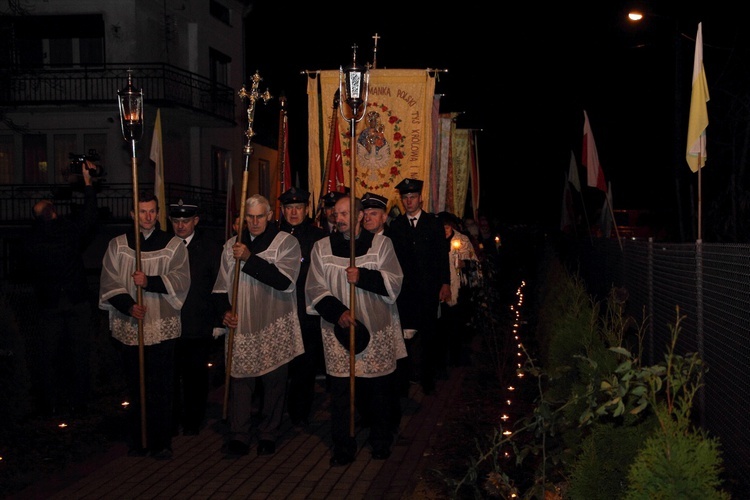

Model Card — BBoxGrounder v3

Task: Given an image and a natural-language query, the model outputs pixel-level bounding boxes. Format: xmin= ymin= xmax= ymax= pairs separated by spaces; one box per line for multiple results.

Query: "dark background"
xmin=242 ymin=1 xmax=750 ymax=239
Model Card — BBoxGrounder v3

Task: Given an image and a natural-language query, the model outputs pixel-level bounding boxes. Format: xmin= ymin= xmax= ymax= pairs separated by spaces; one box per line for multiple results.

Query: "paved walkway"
xmin=14 ymin=367 xmax=465 ymax=499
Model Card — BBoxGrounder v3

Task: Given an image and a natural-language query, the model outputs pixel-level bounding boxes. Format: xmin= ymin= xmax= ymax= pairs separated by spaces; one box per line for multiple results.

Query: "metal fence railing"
xmin=563 ymin=237 xmax=750 ymax=491
xmin=0 ymin=182 xmax=227 ymax=226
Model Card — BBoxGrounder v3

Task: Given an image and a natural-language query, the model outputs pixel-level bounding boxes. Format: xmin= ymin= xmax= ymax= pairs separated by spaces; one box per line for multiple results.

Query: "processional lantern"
xmin=339 ymin=44 xmax=370 ymax=438
xmin=117 ymin=70 xmax=144 ymax=144
xmin=339 ymin=44 xmax=370 ymax=124
xmin=117 ymin=69 xmax=147 ymax=449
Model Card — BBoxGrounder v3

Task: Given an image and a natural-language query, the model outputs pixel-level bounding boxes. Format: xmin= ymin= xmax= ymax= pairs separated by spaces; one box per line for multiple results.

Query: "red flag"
xmin=470 ymin=131 xmax=480 ymax=221
xmin=582 ymin=110 xmax=607 ymax=192
xmin=326 ymin=116 xmax=345 ymax=193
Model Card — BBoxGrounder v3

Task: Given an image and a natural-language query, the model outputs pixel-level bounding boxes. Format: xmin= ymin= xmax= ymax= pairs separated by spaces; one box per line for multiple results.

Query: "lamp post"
xmin=628 ymin=10 xmax=688 ymax=241
xmin=117 ymin=70 xmax=147 ymax=448
xmin=339 ymin=44 xmax=369 ymax=437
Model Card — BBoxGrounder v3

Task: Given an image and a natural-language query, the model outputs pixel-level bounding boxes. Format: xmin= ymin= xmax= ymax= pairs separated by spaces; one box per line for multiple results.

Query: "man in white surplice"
xmin=212 ymin=194 xmax=303 ymax=457
xmin=305 ymin=195 xmax=406 ymax=466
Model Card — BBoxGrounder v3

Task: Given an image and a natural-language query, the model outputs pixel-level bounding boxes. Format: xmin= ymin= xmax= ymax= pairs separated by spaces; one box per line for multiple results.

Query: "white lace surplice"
xmin=305 ymin=234 xmax=407 ymax=378
xmin=99 ymin=235 xmax=190 ymax=346
xmin=212 ymin=232 xmax=304 ymax=377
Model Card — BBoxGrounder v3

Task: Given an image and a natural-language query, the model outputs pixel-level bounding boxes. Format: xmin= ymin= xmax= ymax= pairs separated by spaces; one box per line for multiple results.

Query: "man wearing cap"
xmin=305 ymin=195 xmax=406 ymax=466
xmin=168 ymin=200 xmax=222 ymax=436
xmin=99 ymin=191 xmax=191 ymax=459
xmin=212 ymin=194 xmax=303 ymax=457
xmin=277 ymin=187 xmax=326 ymax=428
xmin=389 ymin=178 xmax=451 ymax=396
xmin=361 ymin=192 xmax=390 ymax=235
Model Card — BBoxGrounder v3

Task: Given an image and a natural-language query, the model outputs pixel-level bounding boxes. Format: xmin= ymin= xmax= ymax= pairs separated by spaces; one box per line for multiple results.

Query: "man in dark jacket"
xmin=278 ymin=187 xmax=326 ymax=427
xmin=26 ymin=161 xmax=98 ymax=417
xmin=169 ymin=200 xmax=222 ymax=436
xmin=388 ymin=178 xmax=451 ymax=395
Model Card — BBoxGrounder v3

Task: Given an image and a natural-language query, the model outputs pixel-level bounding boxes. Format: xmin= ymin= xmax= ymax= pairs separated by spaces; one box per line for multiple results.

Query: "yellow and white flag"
xmin=150 ymin=108 xmax=167 ymax=228
xmin=686 ymin=22 xmax=709 ymax=172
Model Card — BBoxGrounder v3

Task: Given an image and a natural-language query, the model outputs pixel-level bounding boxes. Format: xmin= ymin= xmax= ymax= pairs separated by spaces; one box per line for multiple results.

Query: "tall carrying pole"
xmin=117 ymin=71 xmax=146 ymax=448
xmin=275 ymin=95 xmax=288 ymax=217
xmin=223 ymin=72 xmax=272 ymax=420
xmin=340 ymin=45 xmax=369 ymax=437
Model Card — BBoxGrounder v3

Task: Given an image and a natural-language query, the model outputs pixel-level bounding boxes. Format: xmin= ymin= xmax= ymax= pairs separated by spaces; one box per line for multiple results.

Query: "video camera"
xmin=68 ymin=149 xmax=103 ymax=177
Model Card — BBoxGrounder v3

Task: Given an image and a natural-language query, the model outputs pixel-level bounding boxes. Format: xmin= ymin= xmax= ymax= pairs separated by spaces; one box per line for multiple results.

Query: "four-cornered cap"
xmin=323 ymin=189 xmax=349 ymax=208
xmin=169 ymin=199 xmax=198 ymax=218
xmin=361 ymin=192 xmax=388 ymax=210
xmin=395 ymin=178 xmax=423 ymax=195
xmin=279 ymin=187 xmax=310 ymax=205
xmin=333 ymin=320 xmax=371 ymax=354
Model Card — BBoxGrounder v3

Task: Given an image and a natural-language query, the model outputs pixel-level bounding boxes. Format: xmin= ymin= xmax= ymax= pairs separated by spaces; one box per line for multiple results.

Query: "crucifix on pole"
xmin=372 ymin=33 xmax=380 ymax=69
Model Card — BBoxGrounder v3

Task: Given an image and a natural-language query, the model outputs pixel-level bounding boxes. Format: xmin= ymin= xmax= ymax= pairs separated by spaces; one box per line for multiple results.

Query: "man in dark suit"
xmin=388 ymin=179 xmax=451 ymax=395
xmin=278 ymin=187 xmax=327 ymax=427
xmin=169 ymin=200 xmax=222 ymax=436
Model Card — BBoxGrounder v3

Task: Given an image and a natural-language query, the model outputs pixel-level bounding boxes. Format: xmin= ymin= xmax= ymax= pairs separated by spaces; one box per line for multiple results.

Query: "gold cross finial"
xmin=372 ymin=33 xmax=380 ymax=69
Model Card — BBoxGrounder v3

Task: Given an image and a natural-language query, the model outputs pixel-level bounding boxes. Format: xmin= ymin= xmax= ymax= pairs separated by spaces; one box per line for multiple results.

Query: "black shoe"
xmin=291 ymin=417 xmax=309 ymax=428
xmin=127 ymin=447 xmax=148 ymax=457
xmin=330 ymin=452 xmax=354 ymax=467
xmin=151 ymin=448 xmax=173 ymax=460
xmin=257 ymin=440 xmax=276 ymax=456
xmin=371 ymin=448 xmax=391 ymax=460
xmin=226 ymin=439 xmax=249 ymax=456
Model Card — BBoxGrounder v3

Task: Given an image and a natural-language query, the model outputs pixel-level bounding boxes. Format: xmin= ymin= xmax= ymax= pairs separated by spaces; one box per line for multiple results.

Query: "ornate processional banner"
xmin=307 ymin=69 xmax=437 ymax=213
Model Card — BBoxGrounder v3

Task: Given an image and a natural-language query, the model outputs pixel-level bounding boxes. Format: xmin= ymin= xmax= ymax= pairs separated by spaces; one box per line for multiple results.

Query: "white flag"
xmin=150 ymin=108 xmax=167 ymax=228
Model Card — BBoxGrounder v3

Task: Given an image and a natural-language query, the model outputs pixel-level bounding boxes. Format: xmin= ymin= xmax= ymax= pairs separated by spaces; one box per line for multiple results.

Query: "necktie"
xmin=410 ymin=217 xmax=417 ymax=228
xmin=183 ymin=239 xmax=188 ymax=245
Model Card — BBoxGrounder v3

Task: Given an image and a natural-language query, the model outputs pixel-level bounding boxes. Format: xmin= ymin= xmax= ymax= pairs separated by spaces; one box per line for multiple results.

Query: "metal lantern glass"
xmin=339 ymin=46 xmax=369 ymax=122
xmin=117 ymin=71 xmax=144 ymax=142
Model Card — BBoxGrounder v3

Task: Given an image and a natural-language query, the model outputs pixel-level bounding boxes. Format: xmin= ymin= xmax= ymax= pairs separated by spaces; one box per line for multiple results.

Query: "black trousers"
xmin=329 ymin=374 xmax=395 ymax=457
xmin=34 ymin=297 xmax=93 ymax=414
xmin=173 ymin=336 xmax=213 ymax=433
xmin=286 ymin=318 xmax=324 ymax=424
xmin=120 ymin=338 xmax=176 ymax=453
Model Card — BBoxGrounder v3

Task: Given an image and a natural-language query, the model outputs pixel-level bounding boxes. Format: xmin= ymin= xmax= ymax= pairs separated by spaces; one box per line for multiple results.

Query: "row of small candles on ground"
xmin=495 ymin=280 xmax=526 ymax=498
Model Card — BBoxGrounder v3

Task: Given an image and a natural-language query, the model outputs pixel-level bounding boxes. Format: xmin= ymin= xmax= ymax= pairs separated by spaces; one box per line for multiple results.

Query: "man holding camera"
xmin=26 ymin=161 xmax=98 ymax=417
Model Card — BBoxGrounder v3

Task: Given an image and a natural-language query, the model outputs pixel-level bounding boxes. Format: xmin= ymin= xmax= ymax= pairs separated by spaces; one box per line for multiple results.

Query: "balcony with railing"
xmin=0 ymin=63 xmax=237 ymax=124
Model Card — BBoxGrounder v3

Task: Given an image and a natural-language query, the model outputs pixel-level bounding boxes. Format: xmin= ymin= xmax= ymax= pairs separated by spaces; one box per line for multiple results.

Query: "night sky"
xmin=242 ymin=1 xmax=749 ymax=235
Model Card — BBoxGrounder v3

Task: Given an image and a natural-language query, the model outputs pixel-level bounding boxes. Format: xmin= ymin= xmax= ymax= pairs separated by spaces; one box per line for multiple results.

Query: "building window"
xmin=23 ymin=134 xmax=48 ymax=183
xmin=54 ymin=134 xmax=77 ymax=183
xmin=10 ymin=14 xmax=104 ymax=67
xmin=211 ymin=146 xmax=231 ymax=193
xmin=209 ymin=48 xmax=231 ymax=86
xmin=210 ymin=0 xmax=231 ymax=25
xmin=0 ymin=136 xmax=13 ymax=184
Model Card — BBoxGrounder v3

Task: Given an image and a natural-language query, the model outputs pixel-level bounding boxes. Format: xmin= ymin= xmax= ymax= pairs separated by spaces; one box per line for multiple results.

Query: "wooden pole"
xmin=348 ymin=116 xmax=357 ymax=438
xmin=128 ymin=138 xmax=147 ymax=449
xmin=223 ymin=164 xmax=250 ymax=420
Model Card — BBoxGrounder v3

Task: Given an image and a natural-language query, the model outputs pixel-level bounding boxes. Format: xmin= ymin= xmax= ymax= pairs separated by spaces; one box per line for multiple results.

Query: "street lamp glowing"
xmin=628 ymin=11 xmax=643 ymax=21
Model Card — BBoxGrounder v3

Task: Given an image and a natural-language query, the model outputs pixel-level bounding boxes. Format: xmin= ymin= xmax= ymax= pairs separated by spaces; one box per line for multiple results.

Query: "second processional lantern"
xmin=339 ymin=44 xmax=370 ymax=124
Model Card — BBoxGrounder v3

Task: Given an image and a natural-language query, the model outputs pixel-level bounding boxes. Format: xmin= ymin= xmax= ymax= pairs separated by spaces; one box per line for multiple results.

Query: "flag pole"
xmin=314 ymin=90 xmax=341 ymax=226
xmin=340 ymin=45 xmax=369 ymax=437
xmin=223 ymin=73 xmax=272 ymax=420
